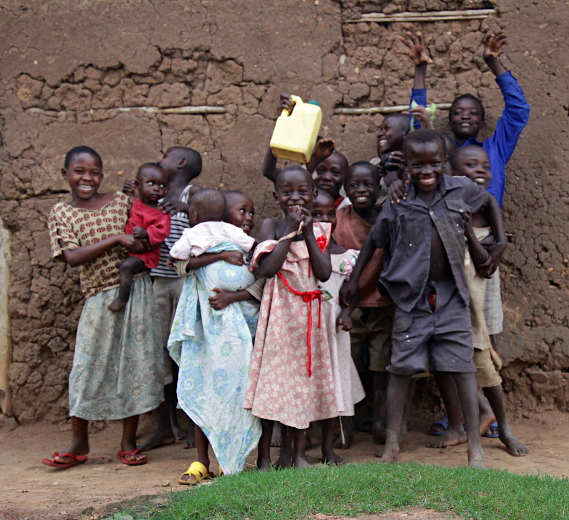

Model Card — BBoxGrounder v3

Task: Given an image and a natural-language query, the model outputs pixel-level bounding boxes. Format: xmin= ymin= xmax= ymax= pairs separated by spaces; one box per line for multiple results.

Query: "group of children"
xmin=42 ymin=29 xmax=530 ymax=478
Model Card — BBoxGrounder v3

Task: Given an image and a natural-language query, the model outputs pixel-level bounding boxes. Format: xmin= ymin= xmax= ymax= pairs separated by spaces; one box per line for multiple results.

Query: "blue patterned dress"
xmin=168 ymin=241 xmax=261 ymax=474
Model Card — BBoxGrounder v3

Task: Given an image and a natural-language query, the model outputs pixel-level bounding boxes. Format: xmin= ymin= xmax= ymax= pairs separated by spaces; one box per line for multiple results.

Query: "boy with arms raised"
xmin=342 ymin=129 xmax=504 ymax=468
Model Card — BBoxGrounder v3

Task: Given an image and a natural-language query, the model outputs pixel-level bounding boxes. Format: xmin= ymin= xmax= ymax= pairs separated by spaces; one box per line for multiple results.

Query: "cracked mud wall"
xmin=0 ymin=0 xmax=568 ymax=423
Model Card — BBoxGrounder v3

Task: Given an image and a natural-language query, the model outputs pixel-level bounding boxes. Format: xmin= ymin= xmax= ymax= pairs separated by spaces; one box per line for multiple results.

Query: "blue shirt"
xmin=410 ymin=72 xmax=530 ymax=207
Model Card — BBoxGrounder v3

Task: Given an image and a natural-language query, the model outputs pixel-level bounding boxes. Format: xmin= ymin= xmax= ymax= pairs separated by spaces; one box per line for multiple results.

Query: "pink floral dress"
xmin=243 ymin=223 xmax=338 ymax=429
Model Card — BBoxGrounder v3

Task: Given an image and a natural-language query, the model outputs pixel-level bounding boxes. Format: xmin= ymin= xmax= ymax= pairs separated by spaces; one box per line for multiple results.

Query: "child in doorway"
xmin=135 ymin=147 xmax=202 ymax=452
xmin=335 ymin=161 xmax=395 ymax=450
xmin=43 ymin=146 xmax=164 ymax=469
xmin=168 ymin=189 xmax=261 ymax=482
xmin=342 ymin=129 xmax=505 ymax=468
xmin=108 ymin=163 xmax=170 ymax=311
xmin=244 ymin=166 xmax=337 ymax=470
xmin=431 ymin=145 xmax=526 ymax=457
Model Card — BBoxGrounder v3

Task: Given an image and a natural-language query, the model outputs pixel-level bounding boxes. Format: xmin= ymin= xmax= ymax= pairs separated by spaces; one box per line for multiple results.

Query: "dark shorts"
xmin=350 ymin=306 xmax=393 ymax=372
xmin=389 ymin=279 xmax=475 ymax=376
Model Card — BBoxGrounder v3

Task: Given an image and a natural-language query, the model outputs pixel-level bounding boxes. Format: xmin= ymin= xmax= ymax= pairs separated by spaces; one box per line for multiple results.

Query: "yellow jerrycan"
xmin=270 ymin=95 xmax=322 ymax=164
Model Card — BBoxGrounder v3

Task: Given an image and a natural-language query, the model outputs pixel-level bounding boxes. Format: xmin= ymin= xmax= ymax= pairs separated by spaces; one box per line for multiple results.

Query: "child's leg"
xmin=483 ymin=384 xmax=528 ymax=456
xmin=333 ymin=416 xmax=355 ymax=450
xmin=120 ymin=415 xmax=147 ymax=462
xmin=378 ymin=373 xmax=412 ymax=462
xmin=275 ymin=423 xmax=292 ymax=468
xmin=271 ymin=421 xmax=282 ymax=447
xmin=372 ymin=371 xmax=389 ymax=444
xmin=320 ymin=418 xmax=343 ymax=465
xmin=291 ymin=427 xmax=311 ymax=468
xmin=451 ymin=372 xmax=484 ymax=469
xmin=257 ymin=419 xmax=274 ymax=471
xmin=109 ymin=256 xmax=148 ymax=311
xmin=429 ymin=374 xmax=467 ymax=448
xmin=54 ymin=416 xmax=90 ymax=463
xmin=179 ymin=425 xmax=211 ymax=483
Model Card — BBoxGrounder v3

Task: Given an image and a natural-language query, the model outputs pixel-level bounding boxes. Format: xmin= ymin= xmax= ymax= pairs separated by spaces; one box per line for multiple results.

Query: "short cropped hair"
xmin=402 ymin=129 xmax=446 ymax=159
xmin=190 ymin=188 xmax=225 ymax=221
xmin=168 ymin=146 xmax=202 ymax=179
xmin=330 ymin=150 xmax=349 ymax=173
xmin=449 ymin=94 xmax=485 ymax=121
xmin=384 ymin=113 xmax=409 ymax=131
xmin=448 ymin=144 xmax=486 ymax=171
xmin=64 ymin=146 xmax=103 ymax=169
xmin=137 ymin=162 xmax=166 ymax=181
xmin=346 ymin=161 xmax=380 ymax=184
xmin=275 ymin=165 xmax=315 ymax=189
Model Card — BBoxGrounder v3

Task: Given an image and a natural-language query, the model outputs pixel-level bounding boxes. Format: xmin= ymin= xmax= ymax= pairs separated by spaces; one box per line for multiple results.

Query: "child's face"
xmin=449 ymin=99 xmax=485 ymax=141
xmin=225 ymin=193 xmax=255 ymax=235
xmin=136 ymin=167 xmax=167 ymax=203
xmin=406 ymin=141 xmax=445 ymax=194
xmin=345 ymin=166 xmax=379 ymax=210
xmin=377 ymin=116 xmax=406 ymax=155
xmin=160 ymin=148 xmax=182 ymax=177
xmin=311 ymin=193 xmax=337 ymax=231
xmin=452 ymin=147 xmax=492 ymax=188
xmin=314 ymin=153 xmax=346 ymax=201
xmin=62 ymin=152 xmax=103 ymax=200
xmin=274 ymin=169 xmax=316 ymax=214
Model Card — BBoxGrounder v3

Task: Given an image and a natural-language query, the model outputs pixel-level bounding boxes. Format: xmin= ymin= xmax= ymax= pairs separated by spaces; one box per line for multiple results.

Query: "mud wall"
xmin=0 ymin=0 xmax=568 ymax=424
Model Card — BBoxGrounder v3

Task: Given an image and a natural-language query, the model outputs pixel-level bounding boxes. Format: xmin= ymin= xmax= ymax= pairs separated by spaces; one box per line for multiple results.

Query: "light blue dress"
xmin=168 ymin=241 xmax=262 ymax=474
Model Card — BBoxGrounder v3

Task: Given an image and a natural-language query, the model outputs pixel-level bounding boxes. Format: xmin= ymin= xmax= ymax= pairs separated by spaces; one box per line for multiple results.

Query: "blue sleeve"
xmin=409 ymin=88 xmax=427 ymax=130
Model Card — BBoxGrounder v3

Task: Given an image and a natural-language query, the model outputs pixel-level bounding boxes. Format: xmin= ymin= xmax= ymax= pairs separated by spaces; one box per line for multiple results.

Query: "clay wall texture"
xmin=0 ymin=0 xmax=568 ymax=425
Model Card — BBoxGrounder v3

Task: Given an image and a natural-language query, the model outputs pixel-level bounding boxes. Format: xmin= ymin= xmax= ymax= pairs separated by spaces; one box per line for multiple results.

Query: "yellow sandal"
xmin=178 ymin=461 xmax=215 ymax=485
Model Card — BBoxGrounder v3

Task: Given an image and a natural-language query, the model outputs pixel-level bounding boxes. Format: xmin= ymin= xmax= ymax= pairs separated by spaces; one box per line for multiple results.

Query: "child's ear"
xmin=273 ymin=191 xmax=279 ymax=204
xmin=61 ymin=168 xmax=68 ymax=180
xmin=313 ymin=188 xmax=318 ymax=200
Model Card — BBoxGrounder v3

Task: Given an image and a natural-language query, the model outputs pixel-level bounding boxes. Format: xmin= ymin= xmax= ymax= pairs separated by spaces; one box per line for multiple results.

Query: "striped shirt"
xmin=151 ymin=185 xmax=192 ymax=278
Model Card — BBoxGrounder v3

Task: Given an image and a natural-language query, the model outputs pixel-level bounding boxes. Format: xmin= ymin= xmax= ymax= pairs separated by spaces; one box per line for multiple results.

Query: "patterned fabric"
xmin=244 ymin=222 xmax=338 ymax=430
xmin=169 ymin=240 xmax=261 ymax=475
xmin=484 ymin=267 xmax=503 ymax=335
xmin=319 ymin=250 xmax=365 ymax=416
xmin=69 ymin=274 xmax=164 ymax=420
xmin=48 ymin=192 xmax=130 ymax=298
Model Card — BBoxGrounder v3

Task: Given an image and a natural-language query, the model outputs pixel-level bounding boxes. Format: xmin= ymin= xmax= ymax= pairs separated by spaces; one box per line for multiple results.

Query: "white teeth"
xmin=379 ymin=140 xmax=387 ymax=146
xmin=474 ymin=178 xmax=486 ymax=184
xmin=356 ymin=197 xmax=368 ymax=202
xmin=421 ymin=178 xmax=435 ymax=185
xmin=78 ymin=185 xmax=94 ymax=190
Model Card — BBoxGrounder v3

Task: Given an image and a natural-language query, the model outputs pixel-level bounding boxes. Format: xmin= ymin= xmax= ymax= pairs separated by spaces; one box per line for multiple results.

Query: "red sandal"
xmin=41 ymin=452 xmax=88 ymax=469
xmin=117 ymin=449 xmax=148 ymax=465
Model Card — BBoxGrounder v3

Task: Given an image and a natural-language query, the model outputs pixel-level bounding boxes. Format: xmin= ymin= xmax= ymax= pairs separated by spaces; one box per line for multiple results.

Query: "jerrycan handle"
xmin=281 ymin=95 xmax=303 ymax=117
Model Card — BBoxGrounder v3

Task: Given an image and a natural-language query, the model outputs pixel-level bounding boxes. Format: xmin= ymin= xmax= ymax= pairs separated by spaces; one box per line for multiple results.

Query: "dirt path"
xmin=1 ymin=411 xmax=567 ymax=520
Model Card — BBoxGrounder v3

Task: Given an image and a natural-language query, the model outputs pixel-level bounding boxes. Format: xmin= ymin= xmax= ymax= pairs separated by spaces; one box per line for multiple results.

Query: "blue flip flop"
xmin=427 ymin=414 xmax=448 ymax=436
xmin=482 ymin=421 xmax=499 ymax=438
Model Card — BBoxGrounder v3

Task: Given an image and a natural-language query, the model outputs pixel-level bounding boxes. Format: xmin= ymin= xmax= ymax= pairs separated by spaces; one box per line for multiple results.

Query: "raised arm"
xmin=306 ymin=138 xmax=335 ymax=174
xmin=301 ymin=210 xmax=331 ymax=282
xmin=262 ymin=94 xmax=295 ymax=183
xmin=483 ymin=30 xmax=508 ymax=77
xmin=256 ymin=217 xmax=296 ymax=278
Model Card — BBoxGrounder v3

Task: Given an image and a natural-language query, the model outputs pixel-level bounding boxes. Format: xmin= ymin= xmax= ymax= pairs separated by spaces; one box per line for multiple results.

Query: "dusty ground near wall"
xmin=0 ymin=411 xmax=567 ymax=520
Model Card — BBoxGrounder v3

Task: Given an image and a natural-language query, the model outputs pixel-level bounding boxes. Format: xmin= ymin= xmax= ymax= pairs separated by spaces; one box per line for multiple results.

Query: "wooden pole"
xmin=334 ymin=103 xmax=451 ymax=115
xmin=344 ymin=9 xmax=496 ymax=24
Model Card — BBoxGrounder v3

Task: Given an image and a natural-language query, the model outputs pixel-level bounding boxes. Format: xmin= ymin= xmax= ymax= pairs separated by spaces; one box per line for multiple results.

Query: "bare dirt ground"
xmin=1 ymin=411 xmax=567 ymax=520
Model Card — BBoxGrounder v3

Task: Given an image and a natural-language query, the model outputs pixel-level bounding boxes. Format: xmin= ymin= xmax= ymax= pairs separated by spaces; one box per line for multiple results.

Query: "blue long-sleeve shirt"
xmin=410 ymin=72 xmax=530 ymax=207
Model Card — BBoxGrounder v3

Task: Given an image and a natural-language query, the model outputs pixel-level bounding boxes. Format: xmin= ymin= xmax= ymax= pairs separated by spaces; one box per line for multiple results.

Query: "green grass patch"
xmin=144 ymin=462 xmax=569 ymax=520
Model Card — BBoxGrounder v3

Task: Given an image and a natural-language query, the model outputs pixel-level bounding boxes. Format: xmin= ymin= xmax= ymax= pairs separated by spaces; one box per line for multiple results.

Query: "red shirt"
xmin=125 ymin=198 xmax=171 ymax=269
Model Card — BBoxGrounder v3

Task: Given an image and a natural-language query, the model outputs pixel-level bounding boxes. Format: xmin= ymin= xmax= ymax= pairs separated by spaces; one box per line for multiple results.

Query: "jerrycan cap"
xmin=308 ymin=100 xmax=320 ymax=106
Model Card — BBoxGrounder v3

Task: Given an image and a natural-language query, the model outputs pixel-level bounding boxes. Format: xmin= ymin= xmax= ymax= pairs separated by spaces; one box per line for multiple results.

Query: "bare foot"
xmin=271 ymin=422 xmax=282 ymax=447
xmin=173 ymin=425 xmax=188 ymax=441
xmin=183 ymin=434 xmax=196 ymax=449
xmin=467 ymin=445 xmax=485 ymax=469
xmin=428 ymin=426 xmax=467 ymax=448
xmin=137 ymin=430 xmax=176 ymax=452
xmin=500 ymin=429 xmax=528 ymax=457
xmin=274 ymin=451 xmax=292 ymax=469
xmin=51 ymin=438 xmax=90 ymax=464
xmin=372 ymin=421 xmax=386 ymax=445
xmin=479 ymin=411 xmax=496 ymax=436
xmin=108 ymin=298 xmax=127 ymax=312
xmin=333 ymin=417 xmax=354 ymax=450
xmin=293 ymin=456 xmax=313 ymax=469
xmin=378 ymin=442 xmax=400 ymax=463
xmin=321 ymin=447 xmax=344 ymax=465
xmin=257 ymin=458 xmax=271 ymax=472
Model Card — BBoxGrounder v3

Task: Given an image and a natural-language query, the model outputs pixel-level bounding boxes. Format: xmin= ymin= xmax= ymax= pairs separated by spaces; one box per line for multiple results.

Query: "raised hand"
xmin=483 ymin=30 xmax=508 ymax=61
xmin=397 ymin=31 xmax=433 ymax=66
xmin=314 ymin=138 xmax=335 ymax=162
xmin=277 ymin=93 xmax=295 ymax=115
xmin=410 ymin=105 xmax=432 ymax=129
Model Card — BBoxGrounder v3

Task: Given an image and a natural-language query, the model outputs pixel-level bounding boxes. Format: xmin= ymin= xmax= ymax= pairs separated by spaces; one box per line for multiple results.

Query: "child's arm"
xmin=256 ymin=215 xmax=301 ymax=278
xmin=397 ymin=31 xmax=433 ymax=129
xmin=209 ymin=288 xmax=253 ymax=310
xmin=60 ymin=234 xmax=144 ymax=267
xmin=480 ymin=194 xmax=507 ymax=277
xmin=306 ymin=138 xmax=335 ymax=173
xmin=301 ymin=209 xmax=332 ymax=282
xmin=463 ymin=209 xmax=492 ymax=276
xmin=483 ymin=30 xmax=508 ymax=78
xmin=122 ymin=179 xmax=138 ymax=202
xmin=262 ymin=94 xmax=295 ymax=183
xmin=339 ymin=233 xmax=376 ymax=307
